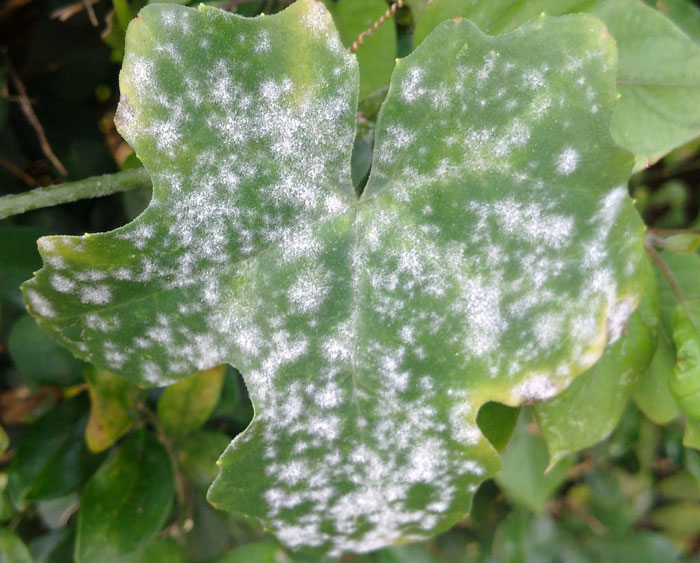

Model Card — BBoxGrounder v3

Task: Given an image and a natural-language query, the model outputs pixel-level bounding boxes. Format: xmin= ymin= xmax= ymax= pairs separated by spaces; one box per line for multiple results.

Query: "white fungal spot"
xmin=556 ymin=147 xmax=579 ymax=175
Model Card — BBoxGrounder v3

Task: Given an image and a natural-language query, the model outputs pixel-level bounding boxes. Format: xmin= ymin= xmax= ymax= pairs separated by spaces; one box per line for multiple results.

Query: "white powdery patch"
xmin=513 ymin=375 xmax=559 ymax=403
xmin=80 ymin=285 xmax=112 ymax=305
xmin=50 ymin=274 xmax=75 ymax=293
xmin=459 ymin=276 xmax=506 ymax=357
xmin=486 ymin=200 xmax=574 ymax=249
xmin=521 ymin=68 xmax=546 ymax=90
xmin=401 ymin=67 xmax=426 ymax=103
xmin=556 ymin=147 xmax=579 ymax=175
xmin=287 ymin=270 xmax=330 ymax=314
xmin=25 ymin=289 xmax=55 ymax=318
xmin=476 ymin=51 xmax=498 ymax=86
xmin=606 ymin=297 xmax=635 ymax=343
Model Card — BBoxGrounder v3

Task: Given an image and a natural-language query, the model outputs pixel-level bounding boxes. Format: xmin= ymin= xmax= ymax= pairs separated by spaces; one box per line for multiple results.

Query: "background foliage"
xmin=1 ymin=0 xmax=700 ymax=561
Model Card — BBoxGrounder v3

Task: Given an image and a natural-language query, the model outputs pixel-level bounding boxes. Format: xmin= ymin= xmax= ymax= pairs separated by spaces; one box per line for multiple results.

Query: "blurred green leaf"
xmin=176 ymin=430 xmax=230 ymax=493
xmin=75 ymin=430 xmax=174 ymax=563
xmin=376 ymin=544 xmax=440 ymax=563
xmin=37 ymin=492 xmax=79 ymax=529
xmin=657 ymin=470 xmax=700 ymax=501
xmin=322 ymin=0 xmax=397 ymax=100
xmin=213 ymin=542 xmax=283 ymax=563
xmin=0 ymin=227 xmax=46 ymax=308
xmin=132 ymin=537 xmax=188 ymax=563
xmin=651 ymin=500 xmax=700 ymax=535
xmin=654 ymin=232 xmax=700 ymax=254
xmin=535 ymin=275 xmax=658 ymax=464
xmin=8 ymin=315 xmax=83 ymax=387
xmin=0 ymin=424 xmax=8 ymax=454
xmin=495 ymin=410 xmax=573 ymax=513
xmin=490 ymin=512 xmax=589 ymax=563
xmin=0 ymin=528 xmax=33 ymax=563
xmin=633 ymin=333 xmax=680 ymax=424
xmin=643 ymin=0 xmax=700 ymax=43
xmin=587 ymin=530 xmax=677 ymax=563
xmin=84 ymin=366 xmax=143 ymax=453
xmin=351 ymin=137 xmax=372 ymax=189
xmin=585 ymin=469 xmax=652 ymax=533
xmin=476 ymin=402 xmax=520 ymax=453
xmin=29 ymin=527 xmax=76 ymax=563
xmin=157 ymin=366 xmax=225 ymax=436
xmin=7 ymin=395 xmax=103 ymax=506
xmin=669 ymin=306 xmax=700 ymax=424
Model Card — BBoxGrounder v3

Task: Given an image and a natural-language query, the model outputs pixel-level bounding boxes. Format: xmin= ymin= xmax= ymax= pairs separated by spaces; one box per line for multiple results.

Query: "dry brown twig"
xmin=349 ymin=0 xmax=404 ymax=53
xmin=50 ymin=0 xmax=99 ymax=25
xmin=7 ymin=66 xmax=68 ymax=177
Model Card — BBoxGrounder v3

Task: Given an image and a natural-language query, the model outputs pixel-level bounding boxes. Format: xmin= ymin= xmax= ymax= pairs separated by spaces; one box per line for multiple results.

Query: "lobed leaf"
xmin=413 ymin=0 xmax=700 ymax=170
xmin=23 ymin=1 xmax=648 ymax=553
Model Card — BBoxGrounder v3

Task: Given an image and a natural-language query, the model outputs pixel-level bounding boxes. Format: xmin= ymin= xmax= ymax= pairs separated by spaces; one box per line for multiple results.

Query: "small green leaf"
xmin=0 ymin=528 xmax=33 ymax=563
xmin=633 ymin=328 xmax=680 ymax=424
xmin=84 ymin=366 xmax=143 ymax=453
xmin=133 ymin=537 xmax=188 ymax=563
xmin=490 ymin=512 xmax=580 ymax=562
xmin=657 ymin=470 xmax=700 ymax=501
xmin=8 ymin=315 xmax=83 ymax=387
xmin=650 ymin=500 xmax=700 ymax=535
xmin=213 ymin=543 xmax=284 ymax=563
xmin=535 ymin=269 xmax=658 ymax=464
xmin=7 ymin=395 xmax=103 ymax=506
xmin=75 ymin=430 xmax=174 ymax=563
xmin=685 ymin=417 xmax=700 ymax=449
xmin=157 ymin=365 xmax=225 ymax=436
xmin=176 ymin=430 xmax=231 ymax=493
xmin=495 ymin=410 xmax=573 ymax=513
xmin=0 ymin=424 xmax=8 ymax=454
xmin=669 ymin=306 xmax=700 ymax=418
xmin=322 ymin=0 xmax=397 ymax=100
xmin=0 ymin=226 xmax=45 ymax=308
xmin=475 ymin=402 xmax=519 ymax=453
xmin=653 ymin=232 xmax=700 ymax=254
xmin=29 ymin=527 xmax=76 ymax=563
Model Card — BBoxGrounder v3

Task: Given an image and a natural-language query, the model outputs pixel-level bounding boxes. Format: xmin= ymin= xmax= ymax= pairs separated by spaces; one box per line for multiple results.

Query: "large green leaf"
xmin=534 ymin=265 xmax=658 ymax=464
xmin=23 ymin=1 xmax=647 ymax=554
xmin=75 ymin=430 xmax=174 ymax=563
xmin=413 ymin=0 xmax=700 ymax=170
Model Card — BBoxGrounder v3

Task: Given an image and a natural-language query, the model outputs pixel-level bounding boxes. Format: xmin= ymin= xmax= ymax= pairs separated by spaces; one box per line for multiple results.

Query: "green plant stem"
xmin=0 ymin=168 xmax=151 ymax=220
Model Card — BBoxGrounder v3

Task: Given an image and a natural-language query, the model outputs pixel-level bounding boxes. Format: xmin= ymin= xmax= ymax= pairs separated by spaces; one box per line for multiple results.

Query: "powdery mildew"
xmin=22 ymin=2 xmax=648 ymax=555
